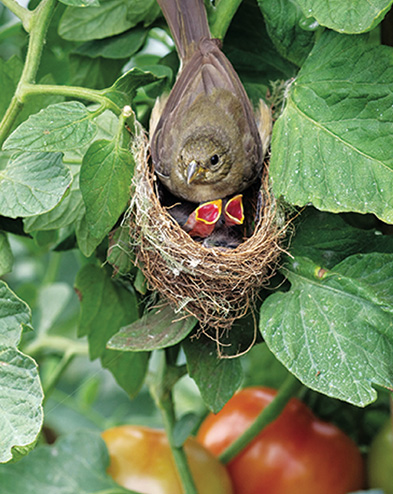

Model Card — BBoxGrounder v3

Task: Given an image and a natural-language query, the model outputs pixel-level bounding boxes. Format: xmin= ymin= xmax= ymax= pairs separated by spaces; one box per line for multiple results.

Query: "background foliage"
xmin=0 ymin=0 xmax=392 ymax=490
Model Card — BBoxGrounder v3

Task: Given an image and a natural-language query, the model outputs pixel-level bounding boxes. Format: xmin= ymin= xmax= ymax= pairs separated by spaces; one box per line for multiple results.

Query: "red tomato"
xmin=197 ymin=386 xmax=365 ymax=494
xmin=102 ymin=425 xmax=233 ymax=494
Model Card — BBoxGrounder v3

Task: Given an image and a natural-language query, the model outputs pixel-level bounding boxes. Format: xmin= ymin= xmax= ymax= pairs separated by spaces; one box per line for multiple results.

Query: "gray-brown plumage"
xmin=150 ymin=0 xmax=265 ymax=203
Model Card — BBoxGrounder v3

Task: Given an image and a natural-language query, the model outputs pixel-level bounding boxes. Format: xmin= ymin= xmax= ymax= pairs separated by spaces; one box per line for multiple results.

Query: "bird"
xmin=223 ymin=194 xmax=244 ymax=226
xmin=149 ymin=0 xmax=268 ymax=204
xmin=182 ymin=199 xmax=222 ymax=238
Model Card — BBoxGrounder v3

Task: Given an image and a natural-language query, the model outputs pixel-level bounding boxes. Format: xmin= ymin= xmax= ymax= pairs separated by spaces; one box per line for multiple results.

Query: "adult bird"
xmin=150 ymin=0 xmax=268 ymax=203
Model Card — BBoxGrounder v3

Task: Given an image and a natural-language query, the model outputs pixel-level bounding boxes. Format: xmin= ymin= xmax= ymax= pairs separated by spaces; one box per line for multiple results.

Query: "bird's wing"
xmin=150 ymin=39 xmax=263 ymax=176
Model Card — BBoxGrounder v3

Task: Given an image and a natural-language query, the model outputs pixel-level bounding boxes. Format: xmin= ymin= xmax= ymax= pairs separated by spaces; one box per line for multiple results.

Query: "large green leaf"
xmin=75 ymin=264 xmax=148 ymax=396
xmin=69 ymin=55 xmax=125 ymax=90
xmin=79 ymin=136 xmax=133 ymax=246
xmin=258 ymin=0 xmax=316 ymax=66
xmin=0 ymin=431 xmax=136 ymax=493
xmin=295 ymin=0 xmax=393 ymax=33
xmin=75 ymin=208 xmax=103 ymax=257
xmin=108 ymin=305 xmax=197 ymax=351
xmin=59 ymin=0 xmax=159 ymax=41
xmin=183 ymin=336 xmax=243 ymax=413
xmin=102 ymin=67 xmax=168 ymax=108
xmin=0 ymin=152 xmax=72 ymax=218
xmin=107 ymin=224 xmax=135 ymax=276
xmin=260 ymin=253 xmax=393 ymax=406
xmin=290 ymin=209 xmax=393 ymax=269
xmin=74 ymin=27 xmax=148 ymax=59
xmin=0 ymin=282 xmax=43 ymax=463
xmin=0 ymin=282 xmax=31 ymax=347
xmin=23 ymin=166 xmax=83 ymax=233
xmin=270 ymin=31 xmax=393 ymax=223
xmin=4 ymin=102 xmax=97 ymax=153
xmin=224 ymin=0 xmax=297 ymax=101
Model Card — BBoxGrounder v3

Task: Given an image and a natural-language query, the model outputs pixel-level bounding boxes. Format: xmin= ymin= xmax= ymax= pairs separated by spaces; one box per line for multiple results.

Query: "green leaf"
xmin=0 ymin=232 xmax=13 ymax=276
xmin=103 ymin=67 xmax=168 ymax=108
xmin=270 ymin=31 xmax=393 ymax=223
xmin=74 ymin=27 xmax=148 ymax=59
xmin=107 ymin=224 xmax=135 ymax=276
xmin=258 ymin=0 xmax=316 ymax=66
xmin=59 ymin=0 xmax=159 ymax=42
xmin=0 ymin=152 xmax=72 ymax=218
xmin=0 ymin=430 xmax=136 ymax=493
xmin=260 ymin=253 xmax=393 ymax=406
xmin=172 ymin=413 xmax=201 ymax=448
xmin=15 ymin=74 xmax=65 ymax=131
xmin=0 ymin=281 xmax=31 ymax=347
xmin=0 ymin=348 xmax=43 ymax=463
xmin=24 ymin=166 xmax=83 ymax=232
xmin=290 ymin=209 xmax=393 ymax=269
xmin=69 ymin=55 xmax=125 ymax=90
xmin=63 ymin=109 xmax=119 ymax=164
xmin=295 ymin=0 xmax=393 ymax=33
xmin=75 ymin=208 xmax=103 ymax=256
xmin=80 ymin=137 xmax=133 ymax=245
xmin=224 ymin=0 xmax=297 ymax=95
xmin=183 ymin=336 xmax=243 ymax=413
xmin=4 ymin=102 xmax=97 ymax=153
xmin=0 ymin=282 xmax=43 ymax=463
xmin=108 ymin=305 xmax=197 ymax=351
xmin=75 ymin=264 xmax=148 ymax=396
xmin=0 ymin=56 xmax=23 ymax=120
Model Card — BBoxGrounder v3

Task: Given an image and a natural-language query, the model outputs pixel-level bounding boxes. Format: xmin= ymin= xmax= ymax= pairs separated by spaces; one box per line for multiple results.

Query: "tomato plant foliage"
xmin=0 ymin=0 xmax=393 ymax=491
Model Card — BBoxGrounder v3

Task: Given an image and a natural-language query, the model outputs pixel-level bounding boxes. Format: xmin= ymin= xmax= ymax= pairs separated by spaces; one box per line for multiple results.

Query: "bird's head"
xmin=179 ymin=133 xmax=232 ymax=185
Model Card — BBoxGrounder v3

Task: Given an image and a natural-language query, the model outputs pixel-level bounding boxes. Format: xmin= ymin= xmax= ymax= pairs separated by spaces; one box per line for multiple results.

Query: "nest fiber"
xmin=128 ymin=123 xmax=285 ymax=331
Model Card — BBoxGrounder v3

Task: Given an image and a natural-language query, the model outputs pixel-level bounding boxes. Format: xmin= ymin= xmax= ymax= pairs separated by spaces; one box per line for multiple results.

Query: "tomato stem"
xmin=160 ymin=392 xmax=199 ymax=494
xmin=0 ymin=0 xmax=32 ymax=31
xmin=152 ymin=351 xmax=199 ymax=494
xmin=0 ymin=0 xmax=56 ymax=145
xmin=219 ymin=373 xmax=303 ymax=464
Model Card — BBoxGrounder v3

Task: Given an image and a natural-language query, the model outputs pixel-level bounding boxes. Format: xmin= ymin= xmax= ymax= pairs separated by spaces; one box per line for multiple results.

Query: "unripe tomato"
xmin=367 ymin=418 xmax=393 ymax=494
xmin=102 ymin=425 xmax=233 ymax=494
xmin=197 ymin=386 xmax=365 ymax=494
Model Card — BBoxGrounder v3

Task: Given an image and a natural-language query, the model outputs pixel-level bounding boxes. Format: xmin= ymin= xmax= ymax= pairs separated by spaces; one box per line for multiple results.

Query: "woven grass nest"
xmin=127 ymin=121 xmax=286 ymax=333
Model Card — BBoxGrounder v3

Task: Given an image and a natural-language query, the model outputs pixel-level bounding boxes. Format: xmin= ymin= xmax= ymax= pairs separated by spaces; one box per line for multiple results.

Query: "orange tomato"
xmin=102 ymin=425 xmax=233 ymax=494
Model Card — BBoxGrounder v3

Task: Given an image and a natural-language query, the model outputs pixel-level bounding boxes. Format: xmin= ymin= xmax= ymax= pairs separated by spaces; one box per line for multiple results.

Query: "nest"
xmin=127 ymin=122 xmax=286 ymax=333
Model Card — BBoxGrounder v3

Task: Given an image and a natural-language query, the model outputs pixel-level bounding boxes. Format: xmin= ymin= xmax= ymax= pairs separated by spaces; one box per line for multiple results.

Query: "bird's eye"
xmin=210 ymin=154 xmax=219 ymax=166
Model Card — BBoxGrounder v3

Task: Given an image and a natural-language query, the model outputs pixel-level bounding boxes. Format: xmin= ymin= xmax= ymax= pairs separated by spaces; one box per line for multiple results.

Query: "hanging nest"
xmin=127 ymin=121 xmax=287 ymax=333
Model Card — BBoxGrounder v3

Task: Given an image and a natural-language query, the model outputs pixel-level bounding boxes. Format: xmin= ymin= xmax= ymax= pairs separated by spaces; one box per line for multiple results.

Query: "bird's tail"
xmin=156 ymin=0 xmax=211 ymax=62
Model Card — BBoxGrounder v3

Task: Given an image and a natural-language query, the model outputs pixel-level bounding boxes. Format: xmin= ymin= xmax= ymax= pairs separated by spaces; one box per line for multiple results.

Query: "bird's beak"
xmin=187 ymin=160 xmax=205 ymax=184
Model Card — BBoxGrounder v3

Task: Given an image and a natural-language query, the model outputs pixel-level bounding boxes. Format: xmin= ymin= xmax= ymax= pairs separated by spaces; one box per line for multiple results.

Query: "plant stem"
xmin=43 ymin=350 xmax=76 ymax=399
xmin=151 ymin=351 xmax=198 ymax=494
xmin=24 ymin=334 xmax=88 ymax=358
xmin=209 ymin=0 xmax=242 ymax=39
xmin=160 ymin=390 xmax=198 ymax=494
xmin=0 ymin=0 xmax=56 ymax=146
xmin=1 ymin=0 xmax=32 ymax=31
xmin=22 ymin=83 xmax=121 ymax=115
xmin=219 ymin=373 xmax=303 ymax=464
